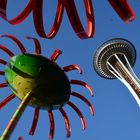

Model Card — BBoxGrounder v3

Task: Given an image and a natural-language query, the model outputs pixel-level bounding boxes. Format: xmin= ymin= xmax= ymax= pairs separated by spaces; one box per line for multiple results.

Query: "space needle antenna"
xmin=93 ymin=38 xmax=140 ymax=106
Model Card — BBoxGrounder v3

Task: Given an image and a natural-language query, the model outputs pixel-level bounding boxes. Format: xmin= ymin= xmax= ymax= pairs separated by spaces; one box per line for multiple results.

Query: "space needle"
xmin=93 ymin=38 xmax=140 ymax=106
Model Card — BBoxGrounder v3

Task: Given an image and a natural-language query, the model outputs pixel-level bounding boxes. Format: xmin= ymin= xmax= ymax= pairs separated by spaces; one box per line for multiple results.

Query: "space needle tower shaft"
xmin=107 ymin=53 xmax=140 ymax=106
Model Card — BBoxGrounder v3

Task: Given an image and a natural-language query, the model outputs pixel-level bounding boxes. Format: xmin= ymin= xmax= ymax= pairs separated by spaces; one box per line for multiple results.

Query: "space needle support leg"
xmin=107 ymin=54 xmax=140 ymax=107
xmin=0 ymin=92 xmax=32 ymax=140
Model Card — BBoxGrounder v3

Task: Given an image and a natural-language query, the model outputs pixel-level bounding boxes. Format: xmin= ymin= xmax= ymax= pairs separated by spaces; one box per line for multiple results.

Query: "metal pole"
xmin=0 ymin=92 xmax=32 ymax=140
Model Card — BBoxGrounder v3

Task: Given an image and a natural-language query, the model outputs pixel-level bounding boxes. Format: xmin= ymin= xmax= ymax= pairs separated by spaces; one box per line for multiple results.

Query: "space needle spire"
xmin=93 ymin=38 xmax=140 ymax=106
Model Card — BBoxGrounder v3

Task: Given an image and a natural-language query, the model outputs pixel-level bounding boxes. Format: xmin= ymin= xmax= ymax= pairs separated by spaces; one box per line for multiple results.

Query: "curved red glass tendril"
xmin=0 ymin=0 xmax=136 ymax=39
xmin=108 ymin=0 xmax=136 ymax=23
xmin=0 ymin=0 xmax=95 ymax=39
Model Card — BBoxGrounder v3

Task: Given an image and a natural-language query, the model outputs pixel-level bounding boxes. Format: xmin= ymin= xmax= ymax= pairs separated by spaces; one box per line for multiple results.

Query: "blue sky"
xmin=0 ymin=1 xmax=140 ymax=140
